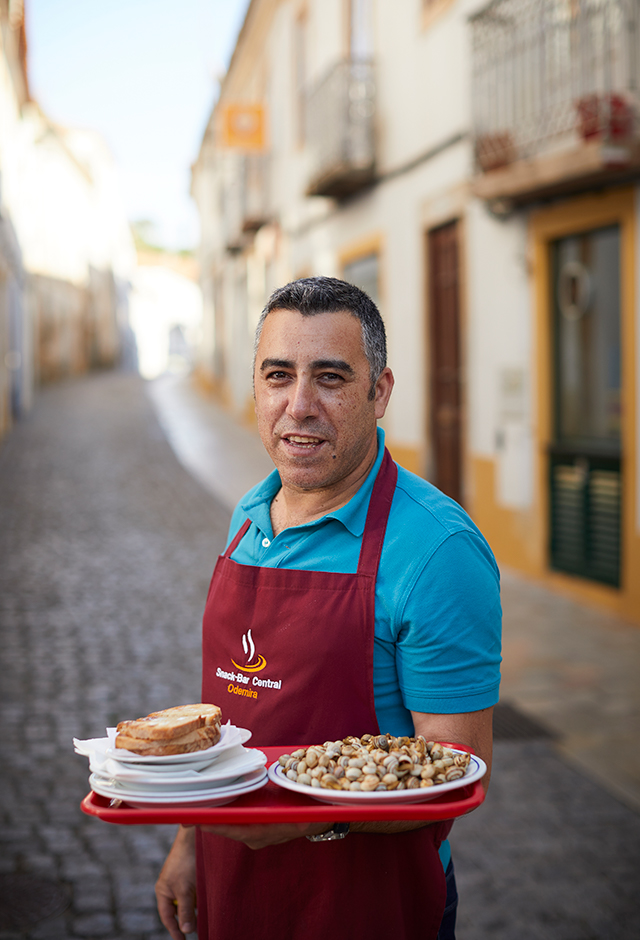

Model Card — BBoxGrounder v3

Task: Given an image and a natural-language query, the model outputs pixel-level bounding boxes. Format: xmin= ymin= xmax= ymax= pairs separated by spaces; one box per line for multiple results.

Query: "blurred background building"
xmin=129 ymin=223 xmax=202 ymax=380
xmin=191 ymin=0 xmax=640 ymax=624
xmin=0 ymin=0 xmax=136 ymax=437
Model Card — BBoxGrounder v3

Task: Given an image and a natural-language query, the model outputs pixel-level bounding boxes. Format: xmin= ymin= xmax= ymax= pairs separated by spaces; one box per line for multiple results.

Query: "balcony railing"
xmin=220 ymin=159 xmax=244 ymax=252
xmin=306 ymin=59 xmax=376 ymax=198
xmin=470 ymin=0 xmax=640 ymax=200
xmin=241 ymin=154 xmax=270 ymax=233
xmin=221 ymin=154 xmax=271 ymax=251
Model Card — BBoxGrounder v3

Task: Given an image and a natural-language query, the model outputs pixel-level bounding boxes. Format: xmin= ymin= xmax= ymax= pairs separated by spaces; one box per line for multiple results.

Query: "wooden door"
xmin=428 ymin=221 xmax=462 ymax=504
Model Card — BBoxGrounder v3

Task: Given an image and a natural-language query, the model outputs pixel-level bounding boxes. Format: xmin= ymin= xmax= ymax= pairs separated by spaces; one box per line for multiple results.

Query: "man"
xmin=155 ymin=276 xmax=501 ymax=940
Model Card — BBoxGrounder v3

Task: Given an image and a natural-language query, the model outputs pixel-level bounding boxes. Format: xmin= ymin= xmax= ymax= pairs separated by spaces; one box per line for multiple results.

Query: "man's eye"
xmin=266 ymin=371 xmax=289 ymax=380
xmin=320 ymin=373 xmax=343 ymax=382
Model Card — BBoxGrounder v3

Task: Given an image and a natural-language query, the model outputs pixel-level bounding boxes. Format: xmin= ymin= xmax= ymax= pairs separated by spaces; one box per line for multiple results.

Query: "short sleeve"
xmin=395 ymin=530 xmax=502 ymax=714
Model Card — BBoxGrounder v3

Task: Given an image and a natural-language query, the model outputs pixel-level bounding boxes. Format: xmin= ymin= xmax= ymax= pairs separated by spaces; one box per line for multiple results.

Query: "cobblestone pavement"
xmin=0 ymin=373 xmax=230 ymax=940
xmin=1 ymin=372 xmax=639 ymax=940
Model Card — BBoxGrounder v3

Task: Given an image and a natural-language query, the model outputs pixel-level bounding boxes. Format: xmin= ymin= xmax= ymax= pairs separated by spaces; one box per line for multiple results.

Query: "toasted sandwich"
xmin=115 ymin=703 xmax=222 ymax=756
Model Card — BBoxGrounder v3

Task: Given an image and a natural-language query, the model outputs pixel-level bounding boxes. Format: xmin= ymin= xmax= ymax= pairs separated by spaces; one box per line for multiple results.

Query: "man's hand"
xmin=155 ymin=826 xmax=197 ymax=940
xmin=197 ymin=820 xmax=331 ymax=850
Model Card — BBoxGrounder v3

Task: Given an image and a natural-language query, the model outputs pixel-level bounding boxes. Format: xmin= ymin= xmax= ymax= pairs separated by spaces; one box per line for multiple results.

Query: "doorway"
xmin=428 ymin=220 xmax=463 ymax=504
xmin=549 ymin=225 xmax=622 ymax=586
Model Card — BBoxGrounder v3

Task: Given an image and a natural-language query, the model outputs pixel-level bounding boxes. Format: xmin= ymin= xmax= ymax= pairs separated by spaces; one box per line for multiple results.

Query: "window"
xmin=342 ymin=252 xmax=380 ymax=306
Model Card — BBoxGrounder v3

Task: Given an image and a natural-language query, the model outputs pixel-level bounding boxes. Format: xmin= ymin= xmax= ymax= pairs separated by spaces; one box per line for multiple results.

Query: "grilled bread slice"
xmin=146 ymin=703 xmax=222 ymax=729
xmin=115 ymin=724 xmax=221 ymax=756
xmin=115 ymin=703 xmax=222 ymax=755
xmin=116 ymin=704 xmax=222 ymax=741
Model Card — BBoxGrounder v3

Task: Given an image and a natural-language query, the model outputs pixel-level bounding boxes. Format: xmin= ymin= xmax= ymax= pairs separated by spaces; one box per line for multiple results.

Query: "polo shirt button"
xmin=262 ymin=537 xmax=271 ymax=548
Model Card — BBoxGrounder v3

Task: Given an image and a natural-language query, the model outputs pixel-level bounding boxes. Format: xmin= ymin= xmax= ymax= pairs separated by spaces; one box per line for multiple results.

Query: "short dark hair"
xmin=254 ymin=276 xmax=387 ymax=395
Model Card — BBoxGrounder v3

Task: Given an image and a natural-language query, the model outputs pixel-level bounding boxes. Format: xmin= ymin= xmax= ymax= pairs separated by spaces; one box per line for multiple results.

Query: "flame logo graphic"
xmin=231 ymin=628 xmax=267 ymax=672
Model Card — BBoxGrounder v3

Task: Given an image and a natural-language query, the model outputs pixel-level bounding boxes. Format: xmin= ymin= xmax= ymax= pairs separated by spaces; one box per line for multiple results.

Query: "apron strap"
xmin=357 ymin=448 xmax=398 ymax=578
xmin=223 ymin=518 xmax=251 ymax=558
xmin=224 ymin=448 xmax=398 ymax=576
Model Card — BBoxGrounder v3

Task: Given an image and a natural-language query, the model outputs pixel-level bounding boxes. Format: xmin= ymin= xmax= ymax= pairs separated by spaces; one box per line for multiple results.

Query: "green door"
xmin=549 ymin=225 xmax=622 ymax=587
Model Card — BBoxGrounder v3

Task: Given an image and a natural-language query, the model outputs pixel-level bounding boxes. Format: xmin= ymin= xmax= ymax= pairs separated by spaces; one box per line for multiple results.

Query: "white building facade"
xmin=192 ymin=0 xmax=640 ymax=623
xmin=0 ymin=0 xmax=135 ymax=439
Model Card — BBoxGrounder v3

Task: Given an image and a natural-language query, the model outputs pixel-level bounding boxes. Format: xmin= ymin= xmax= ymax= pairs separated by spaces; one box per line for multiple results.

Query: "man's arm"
xmin=197 ymin=707 xmax=493 ymax=846
xmin=155 ymin=826 xmax=197 ymax=940
xmin=350 ymin=706 xmax=493 ymax=834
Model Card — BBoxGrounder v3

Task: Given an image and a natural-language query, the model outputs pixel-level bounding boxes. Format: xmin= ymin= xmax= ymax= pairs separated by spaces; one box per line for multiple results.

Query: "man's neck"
xmin=270 ymin=453 xmax=377 ymax=536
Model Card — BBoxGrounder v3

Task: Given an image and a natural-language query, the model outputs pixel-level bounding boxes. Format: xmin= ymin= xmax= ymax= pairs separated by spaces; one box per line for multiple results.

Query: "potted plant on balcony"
xmin=475 ymin=131 xmax=517 ymax=172
xmin=575 ymin=93 xmax=634 ymax=142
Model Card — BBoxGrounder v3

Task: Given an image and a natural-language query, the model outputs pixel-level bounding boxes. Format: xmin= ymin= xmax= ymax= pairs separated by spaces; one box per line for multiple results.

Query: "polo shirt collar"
xmin=239 ymin=428 xmax=386 ymax=538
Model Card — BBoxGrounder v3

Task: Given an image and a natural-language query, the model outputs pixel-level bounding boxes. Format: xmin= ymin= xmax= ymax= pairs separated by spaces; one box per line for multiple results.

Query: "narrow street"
xmin=1 ymin=371 xmax=639 ymax=940
xmin=0 ymin=373 xmax=230 ymax=940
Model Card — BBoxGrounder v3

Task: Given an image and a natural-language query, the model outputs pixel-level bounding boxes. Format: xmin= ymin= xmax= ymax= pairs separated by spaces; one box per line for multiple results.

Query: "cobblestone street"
xmin=0 ymin=374 xmax=230 ymax=940
xmin=1 ymin=372 xmax=640 ymax=940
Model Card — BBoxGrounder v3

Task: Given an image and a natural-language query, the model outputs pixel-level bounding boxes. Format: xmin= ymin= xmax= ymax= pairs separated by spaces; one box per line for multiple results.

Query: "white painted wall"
xmin=192 ymin=0 xmax=537 ymax=483
xmin=466 ymin=200 xmax=533 ymax=506
xmin=130 ymin=266 xmax=203 ymax=380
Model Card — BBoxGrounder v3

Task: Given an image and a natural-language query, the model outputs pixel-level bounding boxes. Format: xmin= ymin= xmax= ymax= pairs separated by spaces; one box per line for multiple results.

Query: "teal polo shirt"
xmin=227 ymin=428 xmax=502 ymax=730
xmin=226 ymin=429 xmax=502 ymax=869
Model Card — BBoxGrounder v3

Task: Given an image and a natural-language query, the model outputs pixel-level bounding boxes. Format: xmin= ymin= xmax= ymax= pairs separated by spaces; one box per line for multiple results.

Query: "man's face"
xmin=254 ymin=308 xmax=393 ymax=493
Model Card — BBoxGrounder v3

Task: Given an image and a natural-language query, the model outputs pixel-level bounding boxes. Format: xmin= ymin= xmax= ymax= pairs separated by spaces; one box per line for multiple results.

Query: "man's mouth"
xmin=282 ymin=434 xmax=325 ymax=449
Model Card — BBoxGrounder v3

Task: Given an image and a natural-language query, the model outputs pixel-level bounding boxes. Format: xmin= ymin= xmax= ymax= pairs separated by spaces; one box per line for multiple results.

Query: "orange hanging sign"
xmin=219 ymin=103 xmax=266 ymax=151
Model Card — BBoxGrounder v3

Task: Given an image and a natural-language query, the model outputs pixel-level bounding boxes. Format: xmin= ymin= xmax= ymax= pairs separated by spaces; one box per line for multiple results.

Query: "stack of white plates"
xmin=74 ymin=722 xmax=267 ymax=807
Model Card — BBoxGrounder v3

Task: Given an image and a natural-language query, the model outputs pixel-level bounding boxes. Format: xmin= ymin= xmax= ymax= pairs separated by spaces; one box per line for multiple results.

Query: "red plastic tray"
xmin=81 ymin=745 xmax=485 ymax=825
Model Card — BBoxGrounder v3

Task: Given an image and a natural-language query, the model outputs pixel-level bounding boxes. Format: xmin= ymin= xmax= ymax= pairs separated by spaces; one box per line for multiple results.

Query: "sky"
xmin=25 ymin=0 xmax=252 ymax=251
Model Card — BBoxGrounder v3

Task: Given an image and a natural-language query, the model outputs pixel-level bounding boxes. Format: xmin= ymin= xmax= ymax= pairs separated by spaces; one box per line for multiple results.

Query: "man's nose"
xmin=286 ymin=377 xmax=318 ymax=420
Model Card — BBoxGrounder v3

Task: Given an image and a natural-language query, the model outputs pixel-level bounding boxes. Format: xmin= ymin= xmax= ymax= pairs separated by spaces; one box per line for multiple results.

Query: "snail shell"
xmin=305 ymin=749 xmax=320 ymax=768
xmin=444 ymin=767 xmax=465 ymax=782
xmin=348 ymin=757 xmax=367 ymax=769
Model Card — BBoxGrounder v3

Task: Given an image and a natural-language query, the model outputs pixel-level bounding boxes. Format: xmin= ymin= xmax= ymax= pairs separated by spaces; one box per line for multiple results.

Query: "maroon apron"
xmin=197 ymin=449 xmax=451 ymax=939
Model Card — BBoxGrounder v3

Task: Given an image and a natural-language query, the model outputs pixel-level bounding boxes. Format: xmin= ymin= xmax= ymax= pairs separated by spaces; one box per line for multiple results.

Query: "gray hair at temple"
xmin=253 ymin=276 xmax=387 ymax=399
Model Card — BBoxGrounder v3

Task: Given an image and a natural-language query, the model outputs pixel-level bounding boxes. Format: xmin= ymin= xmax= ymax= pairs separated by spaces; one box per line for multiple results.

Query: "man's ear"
xmin=374 ymin=368 xmax=394 ymax=420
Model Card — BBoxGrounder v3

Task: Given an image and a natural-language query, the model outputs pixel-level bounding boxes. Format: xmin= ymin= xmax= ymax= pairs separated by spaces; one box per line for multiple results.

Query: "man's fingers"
xmin=156 ymin=894 xmax=185 ymax=940
xmin=176 ymin=897 xmax=196 ymax=936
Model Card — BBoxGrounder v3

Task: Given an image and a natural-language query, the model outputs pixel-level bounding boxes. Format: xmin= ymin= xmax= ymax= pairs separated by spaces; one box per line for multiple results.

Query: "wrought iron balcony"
xmin=241 ymin=154 xmax=271 ymax=233
xmin=220 ymin=160 xmax=244 ymax=252
xmin=470 ymin=0 xmax=640 ymax=204
xmin=221 ymin=154 xmax=271 ymax=251
xmin=306 ymin=60 xmax=376 ymax=199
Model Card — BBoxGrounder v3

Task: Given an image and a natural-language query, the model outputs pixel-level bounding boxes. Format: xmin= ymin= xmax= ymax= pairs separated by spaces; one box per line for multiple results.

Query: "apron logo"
xmin=215 ymin=629 xmax=281 ymax=693
xmin=231 ymin=629 xmax=267 ymax=672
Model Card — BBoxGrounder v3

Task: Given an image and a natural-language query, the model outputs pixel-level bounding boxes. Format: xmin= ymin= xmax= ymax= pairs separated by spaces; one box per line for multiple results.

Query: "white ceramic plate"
xmin=104 ymin=725 xmax=252 ymax=769
xmin=89 ymin=767 xmax=268 ymax=807
xmin=267 ymin=752 xmax=486 ymax=805
xmin=91 ymin=749 xmax=267 ymax=792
